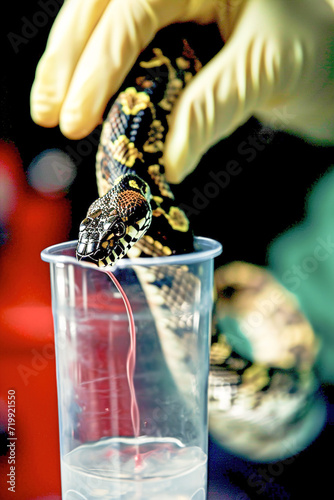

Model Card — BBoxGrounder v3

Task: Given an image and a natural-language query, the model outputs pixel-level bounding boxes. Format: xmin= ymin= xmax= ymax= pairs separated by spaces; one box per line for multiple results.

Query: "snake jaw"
xmin=97 ymin=213 xmax=152 ymax=267
xmin=76 ymin=217 xmax=152 ymax=267
xmin=76 ymin=214 xmax=152 ymax=267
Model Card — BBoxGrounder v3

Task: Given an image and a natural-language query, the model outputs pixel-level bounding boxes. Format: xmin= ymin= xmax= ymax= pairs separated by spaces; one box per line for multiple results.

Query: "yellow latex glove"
xmin=31 ymin=0 xmax=334 ymax=183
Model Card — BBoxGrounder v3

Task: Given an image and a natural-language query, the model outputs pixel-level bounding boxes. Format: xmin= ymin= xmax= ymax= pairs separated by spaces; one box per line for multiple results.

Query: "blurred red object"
xmin=0 ymin=141 xmax=71 ymax=499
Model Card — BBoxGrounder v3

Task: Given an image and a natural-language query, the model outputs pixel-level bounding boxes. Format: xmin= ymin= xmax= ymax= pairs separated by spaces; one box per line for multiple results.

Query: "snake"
xmin=75 ymin=25 xmax=322 ymax=462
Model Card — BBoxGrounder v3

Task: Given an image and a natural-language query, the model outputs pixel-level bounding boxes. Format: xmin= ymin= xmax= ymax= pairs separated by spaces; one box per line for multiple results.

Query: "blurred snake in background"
xmin=76 ymin=25 xmax=322 ymax=461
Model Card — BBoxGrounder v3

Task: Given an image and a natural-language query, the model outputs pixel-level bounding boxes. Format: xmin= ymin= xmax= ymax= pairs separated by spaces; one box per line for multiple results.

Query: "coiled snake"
xmin=76 ymin=26 xmax=322 ymax=461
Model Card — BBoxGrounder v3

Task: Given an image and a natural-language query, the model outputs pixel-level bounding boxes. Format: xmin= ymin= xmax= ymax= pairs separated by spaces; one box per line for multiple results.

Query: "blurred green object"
xmin=269 ymin=167 xmax=334 ymax=383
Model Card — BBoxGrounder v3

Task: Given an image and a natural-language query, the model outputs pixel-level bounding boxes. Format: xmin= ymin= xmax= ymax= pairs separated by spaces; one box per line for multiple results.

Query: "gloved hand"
xmin=31 ymin=0 xmax=334 ymax=183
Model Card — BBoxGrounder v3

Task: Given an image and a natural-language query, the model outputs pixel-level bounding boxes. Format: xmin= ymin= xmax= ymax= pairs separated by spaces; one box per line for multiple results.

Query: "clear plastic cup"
xmin=41 ymin=237 xmax=222 ymax=500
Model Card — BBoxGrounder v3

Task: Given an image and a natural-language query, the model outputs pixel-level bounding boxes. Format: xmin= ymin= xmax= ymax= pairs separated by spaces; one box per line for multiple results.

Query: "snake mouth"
xmin=76 ymin=240 xmax=123 ymax=267
xmin=76 ymin=214 xmax=152 ymax=267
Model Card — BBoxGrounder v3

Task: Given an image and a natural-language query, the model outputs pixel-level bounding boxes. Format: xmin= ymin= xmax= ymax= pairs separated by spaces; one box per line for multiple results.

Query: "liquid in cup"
xmin=41 ymin=237 xmax=222 ymax=499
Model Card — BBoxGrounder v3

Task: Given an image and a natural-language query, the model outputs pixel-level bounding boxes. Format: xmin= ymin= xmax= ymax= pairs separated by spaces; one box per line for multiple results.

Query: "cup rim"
xmin=41 ymin=236 xmax=222 ymax=269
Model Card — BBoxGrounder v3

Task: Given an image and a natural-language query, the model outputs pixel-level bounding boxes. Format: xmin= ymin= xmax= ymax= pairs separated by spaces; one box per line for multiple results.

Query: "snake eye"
xmin=113 ymin=222 xmax=126 ymax=238
xmin=103 ymin=221 xmax=112 ymax=232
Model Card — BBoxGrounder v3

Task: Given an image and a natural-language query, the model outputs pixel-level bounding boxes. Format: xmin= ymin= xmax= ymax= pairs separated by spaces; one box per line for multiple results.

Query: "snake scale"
xmin=76 ymin=25 xmax=321 ymax=461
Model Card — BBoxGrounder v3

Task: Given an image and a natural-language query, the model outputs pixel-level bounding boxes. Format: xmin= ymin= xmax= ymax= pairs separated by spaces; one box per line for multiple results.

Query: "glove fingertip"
xmin=59 ymin=117 xmax=94 ymax=140
xmin=30 ymin=94 xmax=60 ymax=128
xmin=164 ymin=141 xmax=199 ymax=184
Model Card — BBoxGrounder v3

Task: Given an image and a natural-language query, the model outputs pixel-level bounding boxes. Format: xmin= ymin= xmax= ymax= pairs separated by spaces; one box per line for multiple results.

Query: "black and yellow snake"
xmin=76 ymin=25 xmax=323 ymax=462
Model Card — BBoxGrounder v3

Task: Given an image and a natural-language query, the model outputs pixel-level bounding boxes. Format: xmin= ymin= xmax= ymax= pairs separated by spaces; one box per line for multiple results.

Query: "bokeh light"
xmin=27 ymin=149 xmax=77 ymax=196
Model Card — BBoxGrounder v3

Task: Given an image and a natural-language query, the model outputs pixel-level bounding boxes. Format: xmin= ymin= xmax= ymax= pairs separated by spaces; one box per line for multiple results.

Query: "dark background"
xmin=1 ymin=1 xmax=334 ymax=499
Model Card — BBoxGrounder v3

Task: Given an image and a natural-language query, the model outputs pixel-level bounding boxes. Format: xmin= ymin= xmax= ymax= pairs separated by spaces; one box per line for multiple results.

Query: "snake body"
xmin=76 ymin=32 xmax=198 ymax=266
xmin=76 ymin=26 xmax=322 ymax=461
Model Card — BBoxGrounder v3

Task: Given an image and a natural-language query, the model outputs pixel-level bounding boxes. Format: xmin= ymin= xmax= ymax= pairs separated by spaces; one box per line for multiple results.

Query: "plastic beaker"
xmin=41 ymin=236 xmax=222 ymax=499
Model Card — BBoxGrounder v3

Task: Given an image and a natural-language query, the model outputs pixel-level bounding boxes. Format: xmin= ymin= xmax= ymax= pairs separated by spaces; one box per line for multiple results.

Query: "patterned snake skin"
xmin=76 ymin=26 xmax=322 ymax=461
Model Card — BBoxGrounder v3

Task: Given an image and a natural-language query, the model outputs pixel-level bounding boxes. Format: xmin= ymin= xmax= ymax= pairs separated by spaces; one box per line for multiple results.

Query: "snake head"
xmin=76 ymin=175 xmax=152 ymax=267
